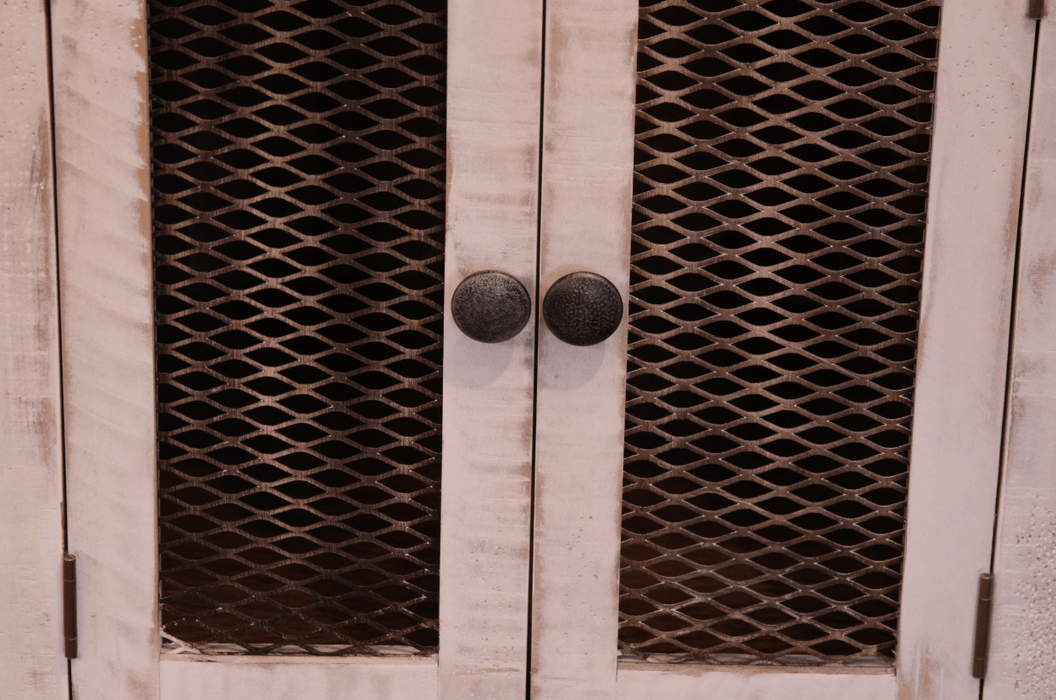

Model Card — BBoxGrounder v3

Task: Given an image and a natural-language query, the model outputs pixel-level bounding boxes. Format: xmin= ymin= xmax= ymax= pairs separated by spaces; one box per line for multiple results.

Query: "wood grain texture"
xmin=530 ymin=0 xmax=636 ymax=698
xmin=984 ymin=17 xmax=1056 ymax=700
xmin=161 ymin=655 xmax=436 ymax=700
xmin=0 ymin=1 xmax=68 ymax=698
xmin=50 ymin=0 xmax=158 ymax=698
xmin=439 ymin=0 xmax=542 ymax=698
xmin=617 ymin=662 xmax=895 ymax=700
xmin=896 ymin=2 xmax=1034 ymax=698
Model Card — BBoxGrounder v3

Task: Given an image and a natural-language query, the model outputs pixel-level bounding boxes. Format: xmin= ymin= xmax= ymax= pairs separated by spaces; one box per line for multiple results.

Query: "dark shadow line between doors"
xmin=526 ymin=0 xmax=549 ymax=696
xmin=40 ymin=0 xmax=75 ymax=692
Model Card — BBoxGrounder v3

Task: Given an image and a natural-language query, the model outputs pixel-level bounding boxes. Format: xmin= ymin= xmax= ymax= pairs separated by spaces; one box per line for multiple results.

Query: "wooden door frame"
xmin=985 ymin=11 xmax=1056 ymax=700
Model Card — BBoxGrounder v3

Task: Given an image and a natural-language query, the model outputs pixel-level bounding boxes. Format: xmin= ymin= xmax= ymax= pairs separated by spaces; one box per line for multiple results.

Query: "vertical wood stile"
xmin=531 ymin=0 xmax=637 ymax=698
xmin=50 ymin=0 xmax=158 ymax=697
xmin=0 ymin=1 xmax=68 ymax=697
xmin=985 ymin=14 xmax=1056 ymax=700
xmin=440 ymin=0 xmax=543 ymax=698
xmin=897 ymin=0 xmax=1035 ymax=698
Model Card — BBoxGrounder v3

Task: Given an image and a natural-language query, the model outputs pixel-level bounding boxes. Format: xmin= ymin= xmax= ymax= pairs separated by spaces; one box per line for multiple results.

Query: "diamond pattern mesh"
xmin=621 ymin=0 xmax=940 ymax=663
xmin=150 ymin=0 xmax=445 ymax=654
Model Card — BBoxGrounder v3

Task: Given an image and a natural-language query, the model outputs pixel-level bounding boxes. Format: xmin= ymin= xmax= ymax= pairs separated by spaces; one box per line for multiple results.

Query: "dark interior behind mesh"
xmin=621 ymin=0 xmax=940 ymax=664
xmin=151 ymin=0 xmax=445 ymax=654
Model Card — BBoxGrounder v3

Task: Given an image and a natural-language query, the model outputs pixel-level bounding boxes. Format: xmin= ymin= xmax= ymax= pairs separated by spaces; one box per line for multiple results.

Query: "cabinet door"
xmin=529 ymin=0 xmax=1035 ymax=698
xmin=52 ymin=0 xmax=541 ymax=698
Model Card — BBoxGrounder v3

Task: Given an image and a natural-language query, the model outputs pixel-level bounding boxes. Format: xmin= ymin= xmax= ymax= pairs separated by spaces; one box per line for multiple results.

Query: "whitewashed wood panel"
xmin=984 ymin=14 xmax=1056 ymax=700
xmin=440 ymin=0 xmax=543 ymax=698
xmin=617 ymin=662 xmax=894 ymax=700
xmin=530 ymin=0 xmax=637 ymax=698
xmin=161 ymin=655 xmax=436 ymax=699
xmin=0 ymin=1 xmax=68 ymax=698
xmin=896 ymin=1 xmax=1035 ymax=698
xmin=50 ymin=0 xmax=158 ymax=698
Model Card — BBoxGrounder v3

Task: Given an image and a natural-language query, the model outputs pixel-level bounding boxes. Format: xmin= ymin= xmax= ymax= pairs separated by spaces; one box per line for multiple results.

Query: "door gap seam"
xmin=41 ymin=0 xmax=74 ymax=691
xmin=526 ymin=0 xmax=549 ymax=696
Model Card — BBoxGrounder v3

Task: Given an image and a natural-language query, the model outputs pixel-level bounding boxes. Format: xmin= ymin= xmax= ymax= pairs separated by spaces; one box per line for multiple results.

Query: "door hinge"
xmin=1029 ymin=0 xmax=1047 ymax=20
xmin=971 ymin=573 xmax=994 ymax=679
xmin=63 ymin=554 xmax=77 ymax=660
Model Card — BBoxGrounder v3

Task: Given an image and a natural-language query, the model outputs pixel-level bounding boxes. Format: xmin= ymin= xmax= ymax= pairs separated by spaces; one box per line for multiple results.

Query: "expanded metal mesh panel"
xmin=150 ymin=0 xmax=445 ymax=654
xmin=621 ymin=0 xmax=940 ymax=663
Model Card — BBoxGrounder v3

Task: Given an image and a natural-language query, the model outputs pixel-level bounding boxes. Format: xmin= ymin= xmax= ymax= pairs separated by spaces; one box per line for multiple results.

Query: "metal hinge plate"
xmin=63 ymin=554 xmax=77 ymax=659
xmin=971 ymin=573 xmax=994 ymax=679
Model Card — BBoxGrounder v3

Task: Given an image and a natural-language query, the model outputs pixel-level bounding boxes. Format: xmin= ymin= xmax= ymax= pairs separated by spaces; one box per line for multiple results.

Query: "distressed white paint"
xmin=984 ymin=15 xmax=1056 ymax=700
xmin=0 ymin=1 xmax=68 ymax=698
xmin=617 ymin=662 xmax=895 ymax=700
xmin=50 ymin=0 xmax=158 ymax=697
xmin=897 ymin=2 xmax=1035 ymax=699
xmin=439 ymin=0 xmax=542 ymax=698
xmin=160 ymin=655 xmax=436 ymax=699
xmin=530 ymin=0 xmax=637 ymax=698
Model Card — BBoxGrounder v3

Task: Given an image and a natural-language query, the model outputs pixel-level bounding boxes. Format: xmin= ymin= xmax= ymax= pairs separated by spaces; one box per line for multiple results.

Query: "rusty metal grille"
xmin=150 ymin=0 xmax=445 ymax=654
xmin=621 ymin=0 xmax=940 ymax=663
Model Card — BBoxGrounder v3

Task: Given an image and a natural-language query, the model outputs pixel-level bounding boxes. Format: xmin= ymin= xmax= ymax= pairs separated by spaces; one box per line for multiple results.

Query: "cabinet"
xmin=1 ymin=0 xmax=1050 ymax=698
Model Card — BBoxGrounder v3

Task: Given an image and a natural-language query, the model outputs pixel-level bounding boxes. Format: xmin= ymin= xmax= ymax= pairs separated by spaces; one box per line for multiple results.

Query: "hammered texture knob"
xmin=451 ymin=271 xmax=532 ymax=344
xmin=542 ymin=272 xmax=623 ymax=347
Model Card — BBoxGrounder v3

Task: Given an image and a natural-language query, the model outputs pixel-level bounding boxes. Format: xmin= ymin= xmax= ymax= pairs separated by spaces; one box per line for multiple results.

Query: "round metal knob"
xmin=542 ymin=272 xmax=623 ymax=347
xmin=451 ymin=271 xmax=532 ymax=343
